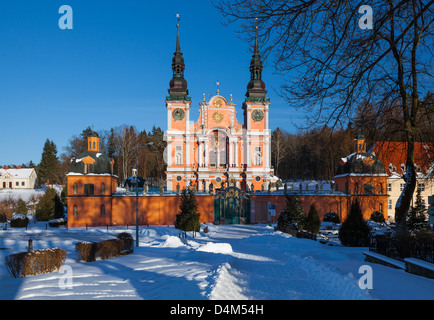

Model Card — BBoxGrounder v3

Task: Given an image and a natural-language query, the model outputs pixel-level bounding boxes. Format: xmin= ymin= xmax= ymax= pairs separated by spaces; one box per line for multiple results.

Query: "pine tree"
xmin=407 ymin=186 xmax=427 ymax=231
xmin=175 ymin=187 xmax=201 ymax=236
xmin=305 ymin=203 xmax=321 ymax=234
xmin=35 ymin=187 xmax=60 ymax=221
xmin=339 ymin=199 xmax=371 ymax=247
xmin=277 ymin=195 xmax=305 ymax=231
xmin=38 ymin=139 xmax=60 ymax=184
xmin=15 ymin=199 xmax=28 ymax=215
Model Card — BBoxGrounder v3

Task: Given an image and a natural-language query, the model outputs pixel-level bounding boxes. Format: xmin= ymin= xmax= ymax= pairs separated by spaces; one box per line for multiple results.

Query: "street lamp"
xmin=135 ymin=142 xmax=153 ymax=247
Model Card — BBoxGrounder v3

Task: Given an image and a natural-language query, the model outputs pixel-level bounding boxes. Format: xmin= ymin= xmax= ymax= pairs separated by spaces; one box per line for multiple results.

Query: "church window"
xmin=363 ymin=183 xmax=373 ymax=195
xmin=73 ymin=183 xmax=78 ymax=194
xmin=101 ymin=182 xmax=105 ymax=194
xmin=175 ymin=152 xmax=183 ymax=165
xmin=101 ymin=204 xmax=105 ymax=216
xmin=84 ymin=184 xmax=94 ymax=195
xmin=73 ymin=205 xmax=78 ymax=216
xmin=176 ymin=176 xmax=182 ymax=182
xmin=254 ymin=153 xmax=262 ymax=166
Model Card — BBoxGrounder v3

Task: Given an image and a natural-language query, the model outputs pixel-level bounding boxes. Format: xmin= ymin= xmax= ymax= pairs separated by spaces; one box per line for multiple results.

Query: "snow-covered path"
xmin=0 ymin=223 xmax=433 ymax=300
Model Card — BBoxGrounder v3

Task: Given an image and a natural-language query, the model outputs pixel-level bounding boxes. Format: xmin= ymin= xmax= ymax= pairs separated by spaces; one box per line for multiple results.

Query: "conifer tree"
xmin=15 ymin=199 xmax=28 ymax=215
xmin=407 ymin=186 xmax=427 ymax=231
xmin=305 ymin=203 xmax=321 ymax=234
xmin=38 ymin=139 xmax=60 ymax=184
xmin=35 ymin=187 xmax=64 ymax=221
xmin=277 ymin=195 xmax=305 ymax=231
xmin=339 ymin=199 xmax=371 ymax=247
xmin=175 ymin=187 xmax=201 ymax=236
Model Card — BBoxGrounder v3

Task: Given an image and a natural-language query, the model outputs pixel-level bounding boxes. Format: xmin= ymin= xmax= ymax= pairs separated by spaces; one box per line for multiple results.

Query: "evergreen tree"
xmin=38 ymin=139 xmax=60 ymax=184
xmin=407 ymin=186 xmax=427 ymax=231
xmin=175 ymin=187 xmax=201 ymax=236
xmin=305 ymin=203 xmax=321 ymax=234
xmin=15 ymin=199 xmax=28 ymax=215
xmin=339 ymin=199 xmax=371 ymax=247
xmin=277 ymin=195 xmax=305 ymax=231
xmin=35 ymin=187 xmax=63 ymax=221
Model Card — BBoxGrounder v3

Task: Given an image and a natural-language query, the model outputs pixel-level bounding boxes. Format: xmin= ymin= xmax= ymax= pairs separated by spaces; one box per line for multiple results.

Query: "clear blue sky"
xmin=0 ymin=0 xmax=301 ymax=165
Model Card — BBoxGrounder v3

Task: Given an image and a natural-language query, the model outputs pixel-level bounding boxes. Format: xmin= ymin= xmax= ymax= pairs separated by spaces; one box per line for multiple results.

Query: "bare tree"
xmin=214 ymin=0 xmax=434 ymax=225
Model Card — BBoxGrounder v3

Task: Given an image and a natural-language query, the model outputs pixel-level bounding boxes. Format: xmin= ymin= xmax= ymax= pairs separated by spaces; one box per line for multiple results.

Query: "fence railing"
xmin=369 ymin=235 xmax=434 ymax=264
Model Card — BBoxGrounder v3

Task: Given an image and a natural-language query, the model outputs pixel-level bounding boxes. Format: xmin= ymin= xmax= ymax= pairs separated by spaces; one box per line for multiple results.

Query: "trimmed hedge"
xmin=76 ymin=233 xmax=134 ymax=262
xmin=10 ymin=214 xmax=29 ymax=228
xmin=5 ymin=248 xmax=67 ymax=278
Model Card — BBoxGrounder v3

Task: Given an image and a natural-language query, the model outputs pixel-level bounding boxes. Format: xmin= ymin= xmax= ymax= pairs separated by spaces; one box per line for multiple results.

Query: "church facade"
xmin=165 ymin=24 xmax=273 ymax=193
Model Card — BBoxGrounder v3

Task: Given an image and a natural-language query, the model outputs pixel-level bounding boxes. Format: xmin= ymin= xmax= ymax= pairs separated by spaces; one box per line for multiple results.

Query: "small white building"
xmin=0 ymin=167 xmax=38 ymax=189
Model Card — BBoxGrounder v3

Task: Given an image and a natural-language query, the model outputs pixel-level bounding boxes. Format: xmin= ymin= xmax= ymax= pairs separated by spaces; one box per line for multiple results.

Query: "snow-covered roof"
xmin=0 ymin=168 xmax=35 ymax=179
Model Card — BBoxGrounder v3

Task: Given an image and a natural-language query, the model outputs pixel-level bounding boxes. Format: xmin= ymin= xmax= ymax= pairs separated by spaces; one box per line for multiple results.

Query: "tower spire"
xmin=246 ymin=22 xmax=266 ymax=100
xmin=168 ymin=13 xmax=188 ymax=99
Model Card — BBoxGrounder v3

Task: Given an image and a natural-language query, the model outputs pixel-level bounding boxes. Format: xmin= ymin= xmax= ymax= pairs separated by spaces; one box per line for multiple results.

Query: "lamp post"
xmin=135 ymin=142 xmax=153 ymax=247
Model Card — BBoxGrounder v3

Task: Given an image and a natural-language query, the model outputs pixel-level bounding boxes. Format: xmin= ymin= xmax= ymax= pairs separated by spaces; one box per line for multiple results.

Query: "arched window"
xmin=379 ymin=203 xmax=383 ymax=213
xmin=101 ymin=182 xmax=105 ymax=194
xmin=175 ymin=152 xmax=183 ymax=165
xmin=73 ymin=183 xmax=78 ymax=194
xmin=73 ymin=205 xmax=78 ymax=216
xmin=254 ymin=153 xmax=262 ymax=166
xmin=101 ymin=204 xmax=105 ymax=216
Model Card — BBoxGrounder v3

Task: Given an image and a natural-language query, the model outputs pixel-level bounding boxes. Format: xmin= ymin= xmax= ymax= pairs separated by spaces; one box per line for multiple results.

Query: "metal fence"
xmin=369 ymin=235 xmax=434 ymax=263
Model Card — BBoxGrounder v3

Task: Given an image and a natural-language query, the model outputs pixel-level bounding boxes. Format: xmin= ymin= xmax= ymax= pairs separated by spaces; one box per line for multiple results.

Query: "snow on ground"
xmin=0 ymin=222 xmax=433 ymax=300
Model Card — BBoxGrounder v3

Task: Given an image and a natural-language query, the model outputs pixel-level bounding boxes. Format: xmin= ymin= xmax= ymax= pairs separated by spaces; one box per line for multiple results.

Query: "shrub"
xmin=48 ymin=218 xmax=67 ymax=228
xmin=175 ymin=187 xmax=200 ymax=235
xmin=75 ymin=242 xmax=96 ymax=262
xmin=76 ymin=233 xmax=134 ymax=262
xmin=279 ymin=195 xmax=306 ymax=230
xmin=95 ymin=239 xmax=124 ymax=260
xmin=323 ymin=211 xmax=340 ymax=224
xmin=305 ymin=204 xmax=321 ymax=234
xmin=5 ymin=248 xmax=67 ymax=278
xmin=339 ymin=200 xmax=371 ymax=247
xmin=370 ymin=211 xmax=385 ymax=223
xmin=15 ymin=199 xmax=28 ymax=215
xmin=277 ymin=209 xmax=299 ymax=234
xmin=10 ymin=214 xmax=29 ymax=228
xmin=116 ymin=232 xmax=134 ymax=255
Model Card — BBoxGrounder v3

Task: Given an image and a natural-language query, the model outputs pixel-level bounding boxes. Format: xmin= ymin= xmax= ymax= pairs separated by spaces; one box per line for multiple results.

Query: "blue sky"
xmin=0 ymin=0 xmax=301 ymax=165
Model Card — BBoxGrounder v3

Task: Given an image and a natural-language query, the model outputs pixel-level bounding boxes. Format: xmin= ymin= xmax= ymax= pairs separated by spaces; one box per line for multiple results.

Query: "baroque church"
xmin=165 ymin=22 xmax=273 ymax=193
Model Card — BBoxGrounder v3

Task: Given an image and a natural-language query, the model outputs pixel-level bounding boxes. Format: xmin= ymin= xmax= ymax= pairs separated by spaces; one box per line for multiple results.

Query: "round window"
xmin=176 ymin=176 xmax=182 ymax=182
xmin=255 ymin=176 xmax=261 ymax=182
xmin=216 ymin=177 xmax=221 ymax=183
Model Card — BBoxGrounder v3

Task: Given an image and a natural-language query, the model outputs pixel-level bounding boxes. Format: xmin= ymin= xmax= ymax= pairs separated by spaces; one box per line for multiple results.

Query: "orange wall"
xmin=68 ymin=194 xmax=214 ymax=228
xmin=250 ymin=194 xmax=388 ymax=223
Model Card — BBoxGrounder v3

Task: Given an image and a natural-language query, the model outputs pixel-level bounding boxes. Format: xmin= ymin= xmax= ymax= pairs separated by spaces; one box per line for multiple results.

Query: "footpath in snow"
xmin=0 ymin=223 xmax=433 ymax=300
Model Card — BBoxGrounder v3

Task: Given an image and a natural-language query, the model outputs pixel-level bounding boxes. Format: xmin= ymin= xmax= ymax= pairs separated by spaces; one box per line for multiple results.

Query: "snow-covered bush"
xmin=370 ymin=211 xmax=385 ymax=223
xmin=5 ymin=248 xmax=67 ymax=278
xmin=10 ymin=213 xmax=29 ymax=228
xmin=323 ymin=211 xmax=340 ymax=224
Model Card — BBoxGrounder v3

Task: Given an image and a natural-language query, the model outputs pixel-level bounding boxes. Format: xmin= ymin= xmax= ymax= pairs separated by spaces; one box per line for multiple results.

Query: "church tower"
xmin=242 ymin=31 xmax=272 ymax=190
xmin=165 ymin=20 xmax=193 ymax=191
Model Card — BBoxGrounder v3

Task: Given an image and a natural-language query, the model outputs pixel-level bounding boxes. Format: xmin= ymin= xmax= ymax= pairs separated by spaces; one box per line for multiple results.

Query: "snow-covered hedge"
xmin=10 ymin=213 xmax=29 ymax=228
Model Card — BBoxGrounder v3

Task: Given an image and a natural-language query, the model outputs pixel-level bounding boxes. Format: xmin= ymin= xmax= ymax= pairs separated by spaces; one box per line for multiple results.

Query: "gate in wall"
xmin=213 ymin=186 xmax=250 ymax=224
